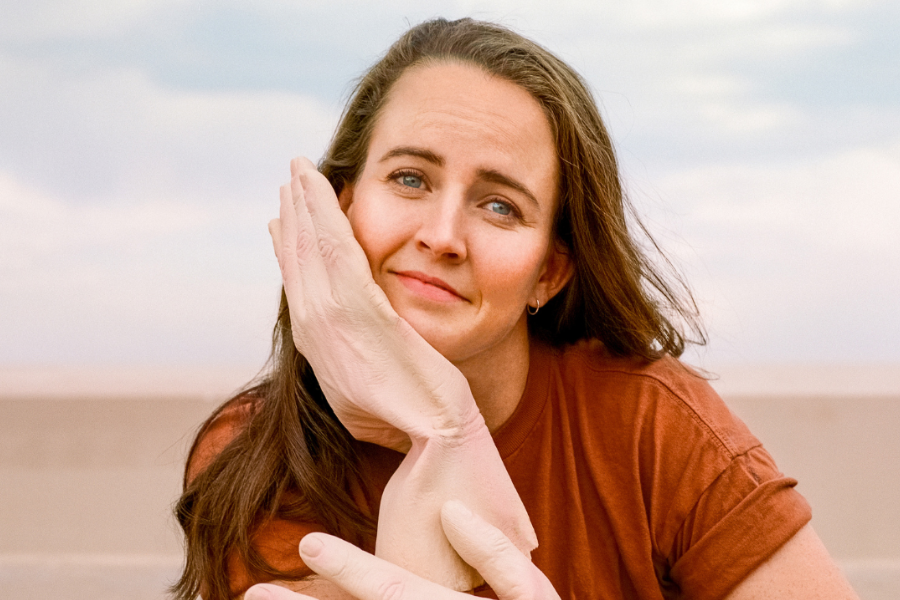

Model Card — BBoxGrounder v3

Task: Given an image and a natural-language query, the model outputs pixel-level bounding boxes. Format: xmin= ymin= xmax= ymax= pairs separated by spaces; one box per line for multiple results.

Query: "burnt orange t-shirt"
xmin=186 ymin=339 xmax=811 ymax=599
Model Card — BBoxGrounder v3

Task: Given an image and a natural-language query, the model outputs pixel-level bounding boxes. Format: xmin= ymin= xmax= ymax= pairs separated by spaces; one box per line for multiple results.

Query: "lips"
xmin=392 ymin=270 xmax=468 ymax=302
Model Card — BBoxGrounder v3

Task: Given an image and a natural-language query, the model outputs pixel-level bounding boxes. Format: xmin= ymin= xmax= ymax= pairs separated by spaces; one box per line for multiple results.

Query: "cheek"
xmin=474 ymin=235 xmax=548 ymax=296
xmin=347 ymin=194 xmax=412 ymax=264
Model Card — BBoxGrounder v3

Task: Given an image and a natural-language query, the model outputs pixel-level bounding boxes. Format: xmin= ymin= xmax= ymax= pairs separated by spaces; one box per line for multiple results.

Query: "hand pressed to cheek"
xmin=270 ymin=158 xmax=476 ymax=449
xmin=268 ymin=157 xmax=537 ymax=591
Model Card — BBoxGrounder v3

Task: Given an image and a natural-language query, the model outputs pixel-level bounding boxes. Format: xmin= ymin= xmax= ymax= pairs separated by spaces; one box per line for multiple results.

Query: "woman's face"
xmin=340 ymin=61 xmax=571 ymax=365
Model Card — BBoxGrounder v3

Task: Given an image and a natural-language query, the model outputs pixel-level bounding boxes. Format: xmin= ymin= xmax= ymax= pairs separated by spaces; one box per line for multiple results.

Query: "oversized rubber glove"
xmin=268 ymin=158 xmax=537 ymax=590
xmin=245 ymin=501 xmax=560 ymax=600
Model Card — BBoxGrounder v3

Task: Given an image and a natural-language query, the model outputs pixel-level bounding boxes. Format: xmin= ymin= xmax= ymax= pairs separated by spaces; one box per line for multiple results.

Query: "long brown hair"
xmin=173 ymin=17 xmax=704 ymax=600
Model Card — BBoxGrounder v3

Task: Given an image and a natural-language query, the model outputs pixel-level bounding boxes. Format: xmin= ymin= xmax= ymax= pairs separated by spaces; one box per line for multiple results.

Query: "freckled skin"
xmin=341 ymin=62 xmax=569 ymax=387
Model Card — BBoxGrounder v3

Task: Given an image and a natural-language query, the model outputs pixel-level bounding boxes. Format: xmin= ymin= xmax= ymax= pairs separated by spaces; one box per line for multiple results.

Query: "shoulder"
xmin=524 ymin=340 xmax=812 ymax=597
xmin=552 ymin=338 xmax=710 ymax=400
xmin=184 ymin=389 xmax=261 ymax=486
xmin=547 ymin=339 xmax=760 ymax=460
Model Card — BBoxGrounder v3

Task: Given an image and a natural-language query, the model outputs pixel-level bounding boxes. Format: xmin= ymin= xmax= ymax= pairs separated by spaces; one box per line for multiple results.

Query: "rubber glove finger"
xmin=245 ymin=583 xmax=317 ymax=600
xmin=299 ymin=533 xmax=462 ymax=600
xmin=293 ymin=157 xmax=374 ymax=293
xmin=275 ymin=182 xmax=311 ymax=325
xmin=268 ymin=218 xmax=283 ymax=261
xmin=441 ymin=501 xmax=560 ymax=600
xmin=287 ymin=173 xmax=332 ymax=298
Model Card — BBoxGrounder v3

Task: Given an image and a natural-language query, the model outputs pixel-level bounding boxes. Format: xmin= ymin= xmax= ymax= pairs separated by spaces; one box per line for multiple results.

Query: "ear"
xmin=533 ymin=240 xmax=574 ymax=306
xmin=338 ymin=183 xmax=354 ymax=214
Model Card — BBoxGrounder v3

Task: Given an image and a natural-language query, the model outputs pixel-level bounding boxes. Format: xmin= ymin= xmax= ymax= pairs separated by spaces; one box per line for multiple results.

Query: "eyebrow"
xmin=379 ymin=146 xmax=445 ymax=167
xmin=476 ymin=168 xmax=539 ymax=209
xmin=379 ymin=146 xmax=540 ymax=208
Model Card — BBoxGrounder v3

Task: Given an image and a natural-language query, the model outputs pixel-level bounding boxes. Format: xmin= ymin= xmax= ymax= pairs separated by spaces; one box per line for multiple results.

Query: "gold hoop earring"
xmin=527 ymin=300 xmax=540 ymax=316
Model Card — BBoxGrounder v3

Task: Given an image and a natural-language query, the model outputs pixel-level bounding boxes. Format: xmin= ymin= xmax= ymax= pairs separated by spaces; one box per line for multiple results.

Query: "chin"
xmin=416 ymin=329 xmax=464 ymax=360
xmin=402 ymin=316 xmax=469 ymax=361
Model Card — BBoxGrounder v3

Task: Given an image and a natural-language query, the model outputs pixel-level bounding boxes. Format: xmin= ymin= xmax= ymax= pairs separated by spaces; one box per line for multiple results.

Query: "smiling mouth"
xmin=392 ymin=271 xmax=468 ymax=302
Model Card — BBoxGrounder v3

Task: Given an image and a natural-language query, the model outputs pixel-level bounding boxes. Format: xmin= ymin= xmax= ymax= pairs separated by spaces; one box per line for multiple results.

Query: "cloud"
xmin=664 ymin=141 xmax=900 ymax=255
xmin=0 ymin=169 xmax=282 ymax=365
xmin=0 ymin=51 xmax=340 ymax=202
xmin=0 ymin=171 xmax=208 ymax=271
xmin=658 ymin=139 xmax=900 ymax=362
xmin=2 ymin=0 xmax=898 ymax=365
xmin=0 ymin=0 xmax=191 ymax=42
xmin=0 ymin=13 xmax=340 ymax=365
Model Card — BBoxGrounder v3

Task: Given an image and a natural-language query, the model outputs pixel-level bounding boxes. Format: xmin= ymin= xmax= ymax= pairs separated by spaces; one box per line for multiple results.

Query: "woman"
xmin=174 ymin=18 xmax=858 ymax=600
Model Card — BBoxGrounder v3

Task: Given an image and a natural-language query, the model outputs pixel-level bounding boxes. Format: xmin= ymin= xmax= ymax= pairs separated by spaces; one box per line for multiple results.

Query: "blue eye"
xmin=401 ymin=174 xmax=423 ymax=188
xmin=488 ymin=200 xmax=512 ymax=216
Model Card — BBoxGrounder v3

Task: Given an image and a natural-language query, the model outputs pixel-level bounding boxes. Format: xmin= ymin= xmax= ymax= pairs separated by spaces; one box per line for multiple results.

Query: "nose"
xmin=414 ymin=194 xmax=467 ymax=262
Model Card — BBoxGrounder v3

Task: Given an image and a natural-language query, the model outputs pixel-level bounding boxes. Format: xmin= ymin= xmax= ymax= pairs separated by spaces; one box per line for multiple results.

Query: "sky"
xmin=1 ymin=0 xmax=898 ymax=368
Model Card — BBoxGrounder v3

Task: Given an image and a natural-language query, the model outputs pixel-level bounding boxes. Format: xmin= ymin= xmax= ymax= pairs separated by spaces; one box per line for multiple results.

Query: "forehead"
xmin=368 ymin=61 xmax=558 ymax=195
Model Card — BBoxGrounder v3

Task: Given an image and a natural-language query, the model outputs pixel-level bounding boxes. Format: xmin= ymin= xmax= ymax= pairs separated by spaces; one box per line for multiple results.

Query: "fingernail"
xmin=245 ymin=584 xmax=273 ymax=600
xmin=300 ymin=534 xmax=325 ymax=558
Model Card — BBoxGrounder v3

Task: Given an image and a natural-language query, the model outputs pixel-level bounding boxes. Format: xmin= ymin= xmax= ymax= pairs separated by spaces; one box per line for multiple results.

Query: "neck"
xmin=453 ymin=320 xmax=531 ymax=432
